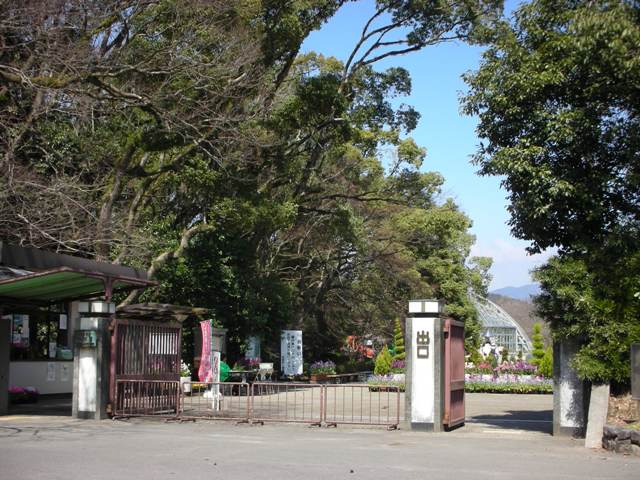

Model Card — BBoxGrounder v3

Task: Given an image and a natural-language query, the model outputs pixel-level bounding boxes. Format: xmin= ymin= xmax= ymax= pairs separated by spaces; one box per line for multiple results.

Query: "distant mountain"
xmin=490 ymin=283 xmax=541 ymax=301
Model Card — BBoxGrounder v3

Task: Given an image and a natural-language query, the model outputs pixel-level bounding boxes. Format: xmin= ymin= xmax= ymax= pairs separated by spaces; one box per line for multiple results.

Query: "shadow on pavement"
xmin=8 ymin=394 xmax=72 ymax=417
xmin=466 ymin=409 xmax=553 ymax=434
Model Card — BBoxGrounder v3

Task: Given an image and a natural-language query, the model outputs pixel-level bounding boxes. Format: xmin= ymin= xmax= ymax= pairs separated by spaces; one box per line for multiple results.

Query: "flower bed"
xmin=309 ymin=360 xmax=336 ymax=375
xmin=390 ymin=359 xmax=405 ymax=374
xmin=465 ymin=360 xmax=537 ymax=376
xmin=367 ymin=374 xmax=405 ymax=392
xmin=464 ymin=374 xmax=552 ymax=394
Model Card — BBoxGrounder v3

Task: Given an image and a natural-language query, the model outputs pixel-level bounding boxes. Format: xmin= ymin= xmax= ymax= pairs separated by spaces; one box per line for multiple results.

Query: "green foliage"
xmin=1 ymin=0 xmax=504 ymax=364
xmin=488 ymin=352 xmax=498 ymax=369
xmin=392 ymin=318 xmax=405 ymax=361
xmin=539 ymin=346 xmax=553 ymax=379
xmin=500 ymin=347 xmax=509 ymax=365
xmin=463 ymin=0 xmax=640 ymax=255
xmin=465 ymin=381 xmax=552 ymax=394
xmin=531 ymin=323 xmax=546 ymax=367
xmin=463 ymin=0 xmax=640 ymax=383
xmin=534 ymin=256 xmax=640 ymax=383
xmin=374 ymin=346 xmax=393 ymax=375
xmin=468 ymin=348 xmax=484 ymax=366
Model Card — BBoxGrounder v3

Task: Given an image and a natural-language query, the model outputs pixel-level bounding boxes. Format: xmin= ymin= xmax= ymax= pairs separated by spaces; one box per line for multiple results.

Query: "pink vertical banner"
xmin=198 ymin=320 xmax=212 ymax=382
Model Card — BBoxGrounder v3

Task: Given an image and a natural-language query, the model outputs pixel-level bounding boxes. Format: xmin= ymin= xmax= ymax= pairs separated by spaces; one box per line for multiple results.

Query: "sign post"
xmin=280 ymin=330 xmax=303 ymax=377
xmin=212 ymin=350 xmax=221 ymax=411
xmin=406 ymin=299 xmax=445 ymax=432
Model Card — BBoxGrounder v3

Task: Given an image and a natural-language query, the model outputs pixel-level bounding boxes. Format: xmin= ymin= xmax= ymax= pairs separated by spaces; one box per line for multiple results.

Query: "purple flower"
xmin=310 ymin=360 xmax=336 ymax=375
xmin=391 ymin=359 xmax=405 ymax=371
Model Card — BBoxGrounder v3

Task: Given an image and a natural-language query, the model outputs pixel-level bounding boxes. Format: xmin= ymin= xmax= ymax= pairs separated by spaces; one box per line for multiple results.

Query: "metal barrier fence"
xmin=114 ymin=380 xmax=401 ymax=429
xmin=113 ymin=379 xmax=181 ymax=418
xmin=180 ymin=382 xmax=250 ymax=421
xmin=324 ymin=384 xmax=400 ymax=429
xmin=251 ymin=382 xmax=324 ymax=425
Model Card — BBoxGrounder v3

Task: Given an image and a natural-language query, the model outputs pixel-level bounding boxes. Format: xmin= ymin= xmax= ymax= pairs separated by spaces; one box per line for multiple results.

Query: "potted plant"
xmin=233 ymin=357 xmax=261 ymax=371
xmin=309 ymin=360 xmax=336 ymax=383
xmin=180 ymin=361 xmax=192 ymax=394
xmin=8 ymin=386 xmax=39 ymax=404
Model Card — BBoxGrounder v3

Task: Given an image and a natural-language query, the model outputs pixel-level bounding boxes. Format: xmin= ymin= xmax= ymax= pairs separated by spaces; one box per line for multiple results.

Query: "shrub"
xmin=468 ymin=348 xmax=484 ymax=366
xmin=531 ymin=323 xmax=546 ymax=366
xmin=374 ymin=346 xmax=393 ymax=375
xmin=539 ymin=346 xmax=553 ymax=378
xmin=488 ymin=352 xmax=498 ymax=369
xmin=500 ymin=347 xmax=509 ymax=364
xmin=392 ymin=318 xmax=405 ymax=361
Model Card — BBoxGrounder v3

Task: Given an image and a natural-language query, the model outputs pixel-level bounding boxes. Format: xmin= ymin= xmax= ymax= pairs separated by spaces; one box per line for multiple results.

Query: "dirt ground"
xmin=607 ymin=394 xmax=640 ymax=429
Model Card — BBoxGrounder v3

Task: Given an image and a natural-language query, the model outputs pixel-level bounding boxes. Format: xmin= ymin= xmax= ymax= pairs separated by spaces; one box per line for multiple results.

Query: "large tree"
xmin=463 ymin=0 xmax=640 ymax=382
xmin=1 ymin=0 xmax=499 ymax=359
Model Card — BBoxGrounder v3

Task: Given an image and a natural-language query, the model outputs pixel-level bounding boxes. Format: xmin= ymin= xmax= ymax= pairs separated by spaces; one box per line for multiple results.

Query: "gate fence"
xmin=251 ymin=382 xmax=324 ymax=425
xmin=112 ymin=380 xmax=401 ymax=428
xmin=323 ymin=384 xmax=401 ymax=427
xmin=113 ymin=379 xmax=181 ymax=418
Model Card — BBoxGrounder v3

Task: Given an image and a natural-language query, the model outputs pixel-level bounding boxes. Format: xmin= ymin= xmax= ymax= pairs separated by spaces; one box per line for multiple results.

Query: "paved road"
xmin=466 ymin=393 xmax=553 ymax=434
xmin=1 ymin=411 xmax=637 ymax=480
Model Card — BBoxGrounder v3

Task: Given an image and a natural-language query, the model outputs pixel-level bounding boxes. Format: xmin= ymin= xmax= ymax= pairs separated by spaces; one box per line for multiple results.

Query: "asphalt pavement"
xmin=1 ymin=408 xmax=638 ymax=480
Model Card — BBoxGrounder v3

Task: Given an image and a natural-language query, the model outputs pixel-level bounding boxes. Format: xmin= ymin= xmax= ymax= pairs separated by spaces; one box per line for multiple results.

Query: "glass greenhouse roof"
xmin=470 ymin=292 xmax=533 ymax=352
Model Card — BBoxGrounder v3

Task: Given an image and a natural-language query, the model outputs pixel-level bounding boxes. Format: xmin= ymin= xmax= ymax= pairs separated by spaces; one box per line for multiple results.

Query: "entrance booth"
xmin=110 ymin=303 xmax=205 ymax=418
xmin=0 ymin=242 xmax=154 ymax=417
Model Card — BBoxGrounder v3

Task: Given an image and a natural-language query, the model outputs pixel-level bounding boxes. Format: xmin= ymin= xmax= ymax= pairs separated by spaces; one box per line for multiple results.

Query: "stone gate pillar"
xmin=553 ymin=337 xmax=589 ymax=437
xmin=405 ymin=299 xmax=445 ymax=432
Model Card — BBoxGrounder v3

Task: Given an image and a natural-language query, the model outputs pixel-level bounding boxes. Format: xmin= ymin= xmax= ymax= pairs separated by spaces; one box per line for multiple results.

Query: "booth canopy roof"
xmin=0 ymin=267 xmax=154 ymax=303
xmin=117 ymin=303 xmax=208 ymax=323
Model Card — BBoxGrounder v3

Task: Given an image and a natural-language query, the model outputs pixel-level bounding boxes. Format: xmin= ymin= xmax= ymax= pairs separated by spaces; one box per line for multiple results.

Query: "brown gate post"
xmin=443 ymin=318 xmax=465 ymax=429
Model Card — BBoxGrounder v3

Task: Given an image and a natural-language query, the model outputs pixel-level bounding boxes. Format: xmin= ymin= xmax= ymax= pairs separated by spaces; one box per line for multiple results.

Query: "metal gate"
xmin=177 ymin=381 xmax=401 ymax=428
xmin=110 ymin=318 xmax=182 ymax=417
xmin=444 ymin=317 xmax=465 ymax=429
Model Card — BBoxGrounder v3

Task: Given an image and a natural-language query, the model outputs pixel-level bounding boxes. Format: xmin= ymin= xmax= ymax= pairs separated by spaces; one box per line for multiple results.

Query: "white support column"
xmin=72 ymin=301 xmax=114 ymax=420
xmin=405 ymin=299 xmax=445 ymax=432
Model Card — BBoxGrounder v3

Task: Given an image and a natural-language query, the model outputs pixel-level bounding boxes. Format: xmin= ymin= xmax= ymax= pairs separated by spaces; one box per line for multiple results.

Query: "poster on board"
xmin=11 ymin=314 xmax=29 ymax=347
xmin=47 ymin=362 xmax=56 ymax=382
xmin=61 ymin=364 xmax=71 ymax=382
xmin=280 ymin=330 xmax=303 ymax=376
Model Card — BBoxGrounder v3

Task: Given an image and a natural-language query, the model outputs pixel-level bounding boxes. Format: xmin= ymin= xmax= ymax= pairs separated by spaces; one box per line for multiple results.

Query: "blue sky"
xmin=302 ymin=0 xmax=553 ymax=289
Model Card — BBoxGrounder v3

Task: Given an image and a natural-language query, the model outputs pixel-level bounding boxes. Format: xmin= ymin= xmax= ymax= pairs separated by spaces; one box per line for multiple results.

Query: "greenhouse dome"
xmin=470 ymin=292 xmax=533 ymax=356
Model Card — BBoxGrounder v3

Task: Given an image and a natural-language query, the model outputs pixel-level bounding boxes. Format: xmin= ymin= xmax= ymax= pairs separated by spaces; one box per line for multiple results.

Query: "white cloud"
xmin=470 ymin=239 xmax=556 ymax=289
